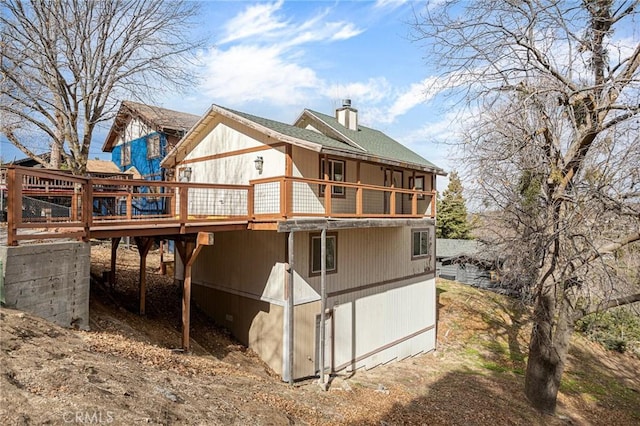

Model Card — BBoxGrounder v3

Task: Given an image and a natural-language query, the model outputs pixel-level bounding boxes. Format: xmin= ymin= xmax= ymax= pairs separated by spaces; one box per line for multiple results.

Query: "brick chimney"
xmin=336 ymin=99 xmax=358 ymax=131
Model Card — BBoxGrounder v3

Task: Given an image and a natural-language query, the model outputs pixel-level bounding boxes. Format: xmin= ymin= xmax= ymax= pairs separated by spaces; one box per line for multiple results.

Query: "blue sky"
xmin=0 ymin=1 xmax=455 ymax=185
xmin=169 ymin=0 xmax=455 ymax=180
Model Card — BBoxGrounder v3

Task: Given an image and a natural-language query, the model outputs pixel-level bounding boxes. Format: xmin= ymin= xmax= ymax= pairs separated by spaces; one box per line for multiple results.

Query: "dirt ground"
xmin=0 ymin=242 xmax=638 ymax=425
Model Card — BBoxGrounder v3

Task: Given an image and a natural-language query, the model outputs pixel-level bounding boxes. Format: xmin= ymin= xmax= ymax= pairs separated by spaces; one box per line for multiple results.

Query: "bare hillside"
xmin=0 ymin=244 xmax=638 ymax=425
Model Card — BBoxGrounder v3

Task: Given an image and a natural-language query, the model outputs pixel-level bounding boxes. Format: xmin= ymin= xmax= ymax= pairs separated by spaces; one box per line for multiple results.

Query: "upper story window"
xmin=412 ymin=228 xmax=431 ymax=259
xmin=320 ymin=158 xmax=345 ymax=197
xmin=409 ymin=175 xmax=425 ymax=199
xmin=147 ymin=134 xmax=161 ymax=159
xmin=121 ymin=143 xmax=131 ymax=166
xmin=310 ymin=232 xmax=338 ymax=276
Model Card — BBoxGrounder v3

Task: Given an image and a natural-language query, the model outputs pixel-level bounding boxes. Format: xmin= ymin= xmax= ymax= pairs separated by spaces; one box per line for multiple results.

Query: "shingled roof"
xmin=102 ymin=101 xmax=200 ymax=152
xmin=162 ymin=103 xmax=445 ymax=175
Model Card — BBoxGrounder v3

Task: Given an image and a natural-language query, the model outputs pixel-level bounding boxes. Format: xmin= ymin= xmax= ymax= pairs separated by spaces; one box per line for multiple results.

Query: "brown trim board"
xmin=180 ymin=142 xmax=286 ymax=165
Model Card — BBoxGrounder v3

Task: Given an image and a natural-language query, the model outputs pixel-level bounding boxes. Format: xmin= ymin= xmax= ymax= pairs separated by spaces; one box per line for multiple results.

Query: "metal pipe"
xmin=319 ymin=228 xmax=327 ymax=387
xmin=287 ymin=231 xmax=295 ymax=385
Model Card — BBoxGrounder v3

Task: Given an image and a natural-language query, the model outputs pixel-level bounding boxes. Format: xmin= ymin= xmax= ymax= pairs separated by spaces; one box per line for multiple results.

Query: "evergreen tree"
xmin=436 ymin=171 xmax=471 ymax=239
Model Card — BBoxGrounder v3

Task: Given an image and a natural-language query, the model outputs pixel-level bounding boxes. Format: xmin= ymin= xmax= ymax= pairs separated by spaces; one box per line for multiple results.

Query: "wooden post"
xmin=181 ymin=232 xmax=214 ymax=352
xmin=110 ymin=237 xmax=121 ymax=289
xmin=134 ymin=236 xmax=154 ymax=315
xmin=285 ymin=144 xmax=293 ymax=217
xmin=77 ymin=177 xmax=93 ymax=242
xmin=179 ymin=186 xmax=188 ymax=231
xmin=126 ymin=193 xmax=133 ymax=220
xmin=247 ymin=185 xmax=254 ymax=220
xmin=411 ymin=171 xmax=417 ymax=216
xmin=356 ymin=161 xmax=362 ymax=216
xmin=71 ymin=185 xmax=79 ymax=221
xmin=390 ymin=168 xmax=396 ymax=216
xmin=431 ymin=190 xmax=436 ymax=218
xmin=280 ymin=177 xmax=288 ymax=219
xmin=323 ymin=154 xmax=331 ymax=217
xmin=6 ymin=167 xmax=19 ymax=246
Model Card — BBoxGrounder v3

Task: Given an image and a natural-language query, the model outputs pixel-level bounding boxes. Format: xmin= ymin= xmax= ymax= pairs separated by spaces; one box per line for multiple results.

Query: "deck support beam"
xmin=110 ymin=237 xmax=121 ymax=289
xmin=176 ymin=233 xmax=214 ymax=352
xmin=134 ymin=236 xmax=154 ymax=315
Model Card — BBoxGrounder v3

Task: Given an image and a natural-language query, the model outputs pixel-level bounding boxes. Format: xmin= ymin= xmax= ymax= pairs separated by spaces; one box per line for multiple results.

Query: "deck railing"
xmin=251 ymin=176 xmax=436 ymax=220
xmin=3 ymin=166 xmax=251 ymax=245
xmin=3 ymin=166 xmax=436 ymax=245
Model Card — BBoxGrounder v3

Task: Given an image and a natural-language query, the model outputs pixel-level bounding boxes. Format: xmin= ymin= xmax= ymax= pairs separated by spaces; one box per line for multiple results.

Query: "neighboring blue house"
xmin=102 ymin=101 xmax=199 ymax=215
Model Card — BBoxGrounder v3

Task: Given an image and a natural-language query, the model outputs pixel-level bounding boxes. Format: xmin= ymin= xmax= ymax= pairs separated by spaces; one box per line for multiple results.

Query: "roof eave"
xmin=161 ymin=105 xmax=324 ymax=169
xmin=320 ymin=147 xmax=446 ymax=175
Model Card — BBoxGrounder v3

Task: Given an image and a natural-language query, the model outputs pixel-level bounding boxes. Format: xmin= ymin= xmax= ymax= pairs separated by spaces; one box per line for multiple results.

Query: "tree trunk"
xmin=524 ymin=291 xmax=574 ymax=414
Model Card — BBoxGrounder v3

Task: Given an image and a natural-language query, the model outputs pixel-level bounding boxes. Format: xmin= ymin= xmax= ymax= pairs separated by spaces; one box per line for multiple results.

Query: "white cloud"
xmin=219 ymin=0 xmax=288 ymax=44
xmin=200 ymin=44 xmax=320 ymax=105
xmin=199 ymin=1 xmax=364 ymax=106
xmin=374 ymin=0 xmax=409 ymax=10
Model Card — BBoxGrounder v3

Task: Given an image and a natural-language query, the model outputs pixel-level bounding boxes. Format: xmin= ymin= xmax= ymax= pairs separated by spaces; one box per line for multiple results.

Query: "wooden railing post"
xmin=179 ymin=186 xmax=188 ymax=225
xmin=82 ymin=178 xmax=93 ymax=241
xmin=390 ymin=189 xmax=396 ymax=216
xmin=126 ymin=192 xmax=133 ymax=220
xmin=411 ymin=191 xmax=418 ymax=216
xmin=169 ymin=186 xmax=177 ymax=217
xmin=324 ymin=183 xmax=332 ymax=217
xmin=283 ymin=177 xmax=293 ymax=218
xmin=280 ymin=177 xmax=287 ymax=219
xmin=247 ymin=185 xmax=254 ymax=219
xmin=356 ymin=161 xmax=362 ymax=216
xmin=6 ymin=167 xmax=20 ymax=246
xmin=430 ymin=191 xmax=436 ymax=218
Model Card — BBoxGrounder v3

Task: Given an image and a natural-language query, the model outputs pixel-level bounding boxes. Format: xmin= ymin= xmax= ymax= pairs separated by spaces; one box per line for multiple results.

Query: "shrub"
xmin=576 ymin=307 xmax=640 ymax=356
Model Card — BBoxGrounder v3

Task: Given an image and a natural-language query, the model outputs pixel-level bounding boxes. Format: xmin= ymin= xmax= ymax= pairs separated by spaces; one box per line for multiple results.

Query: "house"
xmin=436 ymin=238 xmax=500 ymax=288
xmin=102 ymin=101 xmax=200 ymax=215
xmin=161 ymin=100 xmax=446 ymax=382
xmin=102 ymin=100 xmax=200 ymax=180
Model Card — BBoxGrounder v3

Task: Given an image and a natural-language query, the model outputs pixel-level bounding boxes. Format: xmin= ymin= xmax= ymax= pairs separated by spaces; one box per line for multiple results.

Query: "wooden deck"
xmin=1 ymin=166 xmax=436 ymax=245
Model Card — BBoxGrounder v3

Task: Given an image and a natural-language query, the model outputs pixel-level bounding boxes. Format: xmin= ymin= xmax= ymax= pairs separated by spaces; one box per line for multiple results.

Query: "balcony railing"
xmin=251 ymin=176 xmax=435 ymax=220
xmin=2 ymin=166 xmax=435 ymax=245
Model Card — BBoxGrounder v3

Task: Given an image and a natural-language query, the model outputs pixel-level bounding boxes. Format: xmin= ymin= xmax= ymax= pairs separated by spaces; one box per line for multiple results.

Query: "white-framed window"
xmin=320 ymin=158 xmax=346 ymax=197
xmin=412 ymin=228 xmax=430 ymax=259
xmin=147 ymin=134 xmax=161 ymax=159
xmin=310 ymin=232 xmax=337 ymax=276
xmin=121 ymin=143 xmax=131 ymax=166
xmin=409 ymin=175 xmax=425 ymax=199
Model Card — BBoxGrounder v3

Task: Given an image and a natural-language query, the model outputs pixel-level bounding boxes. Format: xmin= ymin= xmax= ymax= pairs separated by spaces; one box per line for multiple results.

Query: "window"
xmin=409 ymin=175 xmax=425 ymax=200
xmin=319 ymin=158 xmax=345 ymax=197
xmin=412 ymin=229 xmax=430 ymax=258
xmin=147 ymin=134 xmax=161 ymax=159
xmin=310 ymin=233 xmax=337 ymax=276
xmin=121 ymin=143 xmax=131 ymax=166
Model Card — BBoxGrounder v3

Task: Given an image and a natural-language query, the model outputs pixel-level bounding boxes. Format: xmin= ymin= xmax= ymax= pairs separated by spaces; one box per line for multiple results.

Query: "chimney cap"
xmin=342 ymin=99 xmax=352 ymax=108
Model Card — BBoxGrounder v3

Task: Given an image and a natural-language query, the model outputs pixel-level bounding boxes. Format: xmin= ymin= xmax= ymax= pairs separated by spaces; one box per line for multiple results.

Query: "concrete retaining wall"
xmin=0 ymin=241 xmax=90 ymax=329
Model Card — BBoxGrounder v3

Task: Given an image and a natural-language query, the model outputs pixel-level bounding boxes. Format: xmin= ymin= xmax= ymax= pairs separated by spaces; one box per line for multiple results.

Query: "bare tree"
xmin=0 ymin=0 xmax=202 ymax=174
xmin=412 ymin=0 xmax=640 ymax=414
